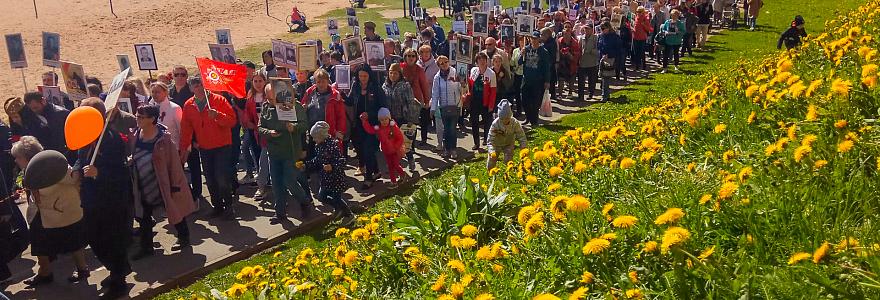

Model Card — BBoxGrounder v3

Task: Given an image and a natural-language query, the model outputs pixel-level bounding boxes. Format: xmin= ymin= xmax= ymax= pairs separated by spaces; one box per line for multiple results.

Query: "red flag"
xmin=196 ymin=57 xmax=247 ymax=98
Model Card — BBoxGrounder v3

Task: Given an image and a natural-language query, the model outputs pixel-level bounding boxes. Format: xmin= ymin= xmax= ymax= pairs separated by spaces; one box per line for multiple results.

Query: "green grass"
xmin=157 ymin=0 xmax=868 ymax=298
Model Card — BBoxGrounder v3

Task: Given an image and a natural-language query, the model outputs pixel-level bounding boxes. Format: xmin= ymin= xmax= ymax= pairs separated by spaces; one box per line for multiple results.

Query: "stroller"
xmin=287 ymin=6 xmax=310 ymax=33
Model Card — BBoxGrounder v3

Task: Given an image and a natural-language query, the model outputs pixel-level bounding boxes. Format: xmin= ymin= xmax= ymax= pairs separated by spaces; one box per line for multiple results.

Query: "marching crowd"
xmin=0 ymin=0 xmax=797 ymax=298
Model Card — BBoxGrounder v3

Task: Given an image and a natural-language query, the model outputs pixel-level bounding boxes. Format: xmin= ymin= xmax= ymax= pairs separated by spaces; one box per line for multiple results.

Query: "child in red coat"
xmin=360 ymin=108 xmax=406 ymax=188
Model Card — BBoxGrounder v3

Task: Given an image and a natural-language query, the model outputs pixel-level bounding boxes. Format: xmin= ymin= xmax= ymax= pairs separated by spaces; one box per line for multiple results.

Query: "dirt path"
xmin=0 ymin=0 xmax=348 ymax=100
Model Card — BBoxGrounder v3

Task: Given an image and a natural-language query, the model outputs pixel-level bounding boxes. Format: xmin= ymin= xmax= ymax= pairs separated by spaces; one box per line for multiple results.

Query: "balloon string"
xmin=88 ymin=111 xmax=116 ymax=166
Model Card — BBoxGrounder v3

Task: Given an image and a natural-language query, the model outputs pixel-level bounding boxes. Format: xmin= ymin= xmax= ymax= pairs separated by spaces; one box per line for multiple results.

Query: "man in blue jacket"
xmin=519 ymin=31 xmax=552 ymax=126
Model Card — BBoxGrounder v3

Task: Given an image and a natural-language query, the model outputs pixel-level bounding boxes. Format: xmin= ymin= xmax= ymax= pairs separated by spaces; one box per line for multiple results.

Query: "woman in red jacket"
xmin=300 ymin=69 xmax=347 ymax=152
xmin=557 ymin=22 xmax=581 ymax=97
xmin=467 ymin=52 xmax=497 ymax=151
xmin=244 ymin=72 xmax=270 ymax=199
xmin=400 ymin=48 xmax=431 ymax=145
xmin=632 ymin=7 xmax=653 ymax=71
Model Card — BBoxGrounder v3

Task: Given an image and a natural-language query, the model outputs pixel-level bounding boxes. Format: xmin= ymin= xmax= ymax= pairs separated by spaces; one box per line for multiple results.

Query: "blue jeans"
xmin=441 ymin=111 xmax=459 ymax=152
xmin=601 ymin=76 xmax=612 ymax=102
xmin=200 ymin=145 xmax=235 ymax=210
xmin=269 ymin=158 xmax=307 ymax=218
xmin=241 ymin=129 xmax=260 ymax=174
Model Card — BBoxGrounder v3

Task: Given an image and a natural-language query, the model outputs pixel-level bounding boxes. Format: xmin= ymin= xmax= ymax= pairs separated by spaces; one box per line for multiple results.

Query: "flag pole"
xmin=20 ymin=69 xmax=28 ymax=92
xmin=88 ymin=111 xmax=114 ymax=165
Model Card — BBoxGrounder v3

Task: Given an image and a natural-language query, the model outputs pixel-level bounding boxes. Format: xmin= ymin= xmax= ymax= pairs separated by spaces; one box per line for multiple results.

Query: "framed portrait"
xmin=385 ymin=23 xmax=393 ymax=37
xmin=5 ymin=33 xmax=27 ymax=69
xmin=549 ymin=0 xmax=560 ymax=12
xmin=610 ymin=13 xmax=623 ymax=29
xmin=517 ymin=15 xmax=536 ymax=36
xmin=473 ymin=12 xmax=489 ymax=37
xmin=456 ymin=35 xmax=473 ymax=65
xmin=327 ymin=19 xmax=339 ymax=35
xmin=348 ymin=16 xmax=359 ymax=27
xmin=270 ymin=77 xmax=296 ymax=104
xmin=452 ymin=20 xmax=466 ymax=34
xmin=353 ymin=26 xmax=360 ymax=37
xmin=272 ymin=39 xmax=286 ymax=66
xmin=414 ymin=7 xmax=424 ymax=21
xmin=364 ymin=41 xmax=385 ymax=71
xmin=116 ymin=54 xmax=133 ymax=76
xmin=455 ymin=63 xmax=469 ymax=85
xmin=481 ymin=1 xmax=491 ymax=12
xmin=392 ymin=20 xmax=401 ymax=36
xmin=209 ymin=44 xmax=237 ymax=64
xmin=335 ymin=64 xmax=351 ymax=90
xmin=134 ymin=43 xmax=158 ymax=70
xmin=531 ymin=0 xmax=541 ymax=11
xmin=42 ymin=32 xmax=61 ymax=68
xmin=448 ymin=40 xmax=457 ymax=63
xmin=215 ymin=28 xmax=231 ymax=45
xmin=37 ymin=85 xmax=63 ymax=106
xmin=500 ymin=24 xmax=515 ymax=43
xmin=60 ymin=61 xmax=87 ymax=101
xmin=296 ymin=44 xmax=318 ymax=71
xmin=284 ymin=43 xmax=297 ymax=68
xmin=342 ymin=36 xmax=364 ymax=65
xmin=519 ymin=0 xmax=528 ymax=11
xmin=116 ymin=98 xmax=133 ymax=114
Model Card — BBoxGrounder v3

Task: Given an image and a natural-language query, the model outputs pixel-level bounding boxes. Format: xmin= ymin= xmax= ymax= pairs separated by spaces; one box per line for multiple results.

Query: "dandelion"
xmin=699 ymin=194 xmax=713 ymax=205
xmin=849 ymin=26 xmax=862 ymax=39
xmin=794 ymin=145 xmax=812 ymax=162
xmin=679 ymin=134 xmax=687 ymax=146
xmin=582 ymin=238 xmax=612 ymax=255
xmin=718 ymin=182 xmax=739 ymax=200
xmin=619 ymin=157 xmax=636 ymax=169
xmin=525 ymin=214 xmax=545 ymax=238
xmin=458 ymin=237 xmax=477 ymax=249
xmin=226 ymin=283 xmax=248 ymax=297
xmin=569 ymin=287 xmax=588 ymax=300
xmin=574 ymin=161 xmax=587 ymax=173
xmin=738 ymin=167 xmax=753 ymax=182
xmin=654 ymin=208 xmax=685 ymax=225
xmin=568 ymin=195 xmax=591 ymax=212
xmin=332 ymin=267 xmax=345 ymax=277
xmin=789 ymin=81 xmax=807 ymax=98
xmin=687 ymin=162 xmax=696 ymax=172
xmin=549 ymin=166 xmax=564 ymax=177
xmin=713 ymin=123 xmax=727 ymax=134
xmin=830 ymin=78 xmax=852 ymax=97
xmin=548 ymin=182 xmax=562 ymax=192
xmin=747 ymin=111 xmax=757 ymax=123
xmin=236 ymin=266 xmax=254 ymax=280
xmin=476 ymin=293 xmax=496 ymax=300
xmin=533 ymin=294 xmax=561 ymax=300
xmin=813 ymin=242 xmax=830 ymax=263
xmin=612 ymin=216 xmax=638 ymax=228
xmin=599 ymin=232 xmax=618 ymax=240
xmin=805 ymin=79 xmax=823 ymax=97
xmin=580 ymin=271 xmax=595 ymax=284
xmin=350 ymin=228 xmax=370 ymax=241
xmin=698 ymin=245 xmax=716 ymax=261
xmin=806 ymin=104 xmax=818 ymax=121
xmin=461 ymin=225 xmax=478 ymax=237
xmin=342 ymin=250 xmax=358 ymax=266
xmin=450 ymin=283 xmax=465 ymax=298
xmin=745 ymin=84 xmax=760 ymax=97
xmin=602 ymin=203 xmax=614 ymax=220
xmin=722 ymin=150 xmax=735 ymax=163
xmin=837 ymin=140 xmax=854 ymax=153
xmin=335 ymin=228 xmax=350 ymax=238
xmin=492 ymin=264 xmax=503 ymax=272
xmin=526 ymin=175 xmax=538 ymax=185
xmin=517 ymin=206 xmax=538 ymax=225
xmin=788 ymin=252 xmax=812 ymax=265
xmin=642 ymin=241 xmax=659 ymax=253
xmin=431 ymin=274 xmax=447 ymax=291
xmin=625 ymin=289 xmax=644 ymax=299
xmin=834 ymin=119 xmax=848 ymax=128
xmin=447 ymin=260 xmax=466 ymax=273
xmin=814 ymin=160 xmax=828 ymax=169
xmin=437 ymin=295 xmax=454 ymax=300
xmin=661 ymin=227 xmax=691 ymax=254
xmin=628 ymin=271 xmax=639 ymax=283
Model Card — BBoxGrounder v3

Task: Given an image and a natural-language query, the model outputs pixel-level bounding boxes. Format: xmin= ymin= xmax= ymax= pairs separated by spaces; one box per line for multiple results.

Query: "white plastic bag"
xmin=539 ymin=89 xmax=553 ymax=118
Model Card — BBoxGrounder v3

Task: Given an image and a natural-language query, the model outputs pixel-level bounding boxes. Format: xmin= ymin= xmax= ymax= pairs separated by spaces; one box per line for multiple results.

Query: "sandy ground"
xmin=0 ymin=0 xmax=348 ymax=100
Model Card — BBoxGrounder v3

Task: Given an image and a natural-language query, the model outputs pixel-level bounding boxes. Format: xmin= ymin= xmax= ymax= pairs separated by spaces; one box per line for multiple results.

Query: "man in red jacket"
xmin=179 ymin=76 xmax=239 ymax=219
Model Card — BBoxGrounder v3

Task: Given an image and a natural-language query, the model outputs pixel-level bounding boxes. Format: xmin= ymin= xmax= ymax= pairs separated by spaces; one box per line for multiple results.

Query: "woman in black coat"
xmin=347 ymin=64 xmax=387 ymax=189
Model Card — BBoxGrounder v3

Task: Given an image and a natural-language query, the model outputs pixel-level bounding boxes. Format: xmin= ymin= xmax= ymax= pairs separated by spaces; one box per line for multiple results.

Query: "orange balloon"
xmin=65 ymin=106 xmax=104 ymax=150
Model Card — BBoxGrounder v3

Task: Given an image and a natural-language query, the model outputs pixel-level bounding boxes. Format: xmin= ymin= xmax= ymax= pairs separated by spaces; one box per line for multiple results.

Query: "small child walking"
xmin=304 ymin=121 xmax=354 ymax=225
xmin=486 ymin=100 xmax=527 ymax=169
xmin=360 ymin=108 xmax=406 ymax=188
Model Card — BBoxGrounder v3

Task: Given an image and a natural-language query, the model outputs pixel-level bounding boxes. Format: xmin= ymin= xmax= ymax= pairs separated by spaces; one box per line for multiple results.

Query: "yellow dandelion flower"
xmin=568 ymin=195 xmax=591 ymax=212
xmin=492 ymin=264 xmax=503 ymax=273
xmin=738 ymin=167 xmax=753 ymax=182
xmin=805 ymin=79 xmax=823 ymax=97
xmin=747 ymin=111 xmax=757 ymax=123
xmin=837 ymin=140 xmax=854 ymax=153
xmin=713 ymin=123 xmax=727 ymax=134
xmin=476 ymin=293 xmax=496 ymax=300
xmin=745 ymin=84 xmax=760 ymax=97
xmin=517 ymin=206 xmax=537 ymax=225
xmin=687 ymin=162 xmax=696 ymax=172
xmin=447 ymin=259 xmax=466 ymax=273
xmin=574 ymin=161 xmax=587 ymax=173
xmin=619 ymin=157 xmax=636 ymax=169
xmin=602 ymin=203 xmax=614 ymax=218
xmin=226 ymin=283 xmax=248 ymax=297
xmin=801 ymin=134 xmax=818 ymax=147
xmin=450 ymin=283 xmax=465 ymax=298
xmin=612 ymin=215 xmax=638 ymax=228
xmin=599 ymin=232 xmax=618 ymax=240
xmin=431 ymin=274 xmax=447 ymax=291
xmin=350 ymin=228 xmax=370 ymax=241
xmin=533 ymin=294 xmax=561 ymax=300
xmin=342 ymin=250 xmax=358 ymax=266
xmin=335 ymin=228 xmax=350 ymax=238
xmin=718 ymin=181 xmax=739 ymax=200
xmin=813 ymin=242 xmax=830 ymax=263
xmin=525 ymin=213 xmax=545 ymax=238
xmin=582 ymin=238 xmax=612 ymax=255
xmin=548 ymin=182 xmax=562 ymax=192
xmin=461 ymin=225 xmax=478 ymax=237
xmin=580 ymin=271 xmax=595 ymax=284
xmin=526 ymin=175 xmax=538 ymax=185
xmin=654 ymin=208 xmax=685 ymax=225
xmin=549 ymin=166 xmax=564 ymax=177
xmin=628 ymin=271 xmax=639 ymax=283
xmin=788 ymin=252 xmax=812 ymax=265
xmin=698 ymin=245 xmax=716 ymax=261
xmin=625 ymin=289 xmax=644 ymax=299
xmin=457 ymin=237 xmax=477 ymax=249
xmin=699 ymin=194 xmax=713 ymax=205
xmin=679 ymin=134 xmax=687 ymax=146
xmin=437 ymin=295 xmax=454 ymax=300
xmin=806 ymin=104 xmax=818 ymax=121
xmin=814 ymin=160 xmax=828 ymax=169
xmin=569 ymin=287 xmax=588 ymax=300
xmin=661 ymin=226 xmax=691 ymax=254
xmin=642 ymin=241 xmax=659 ymax=253
xmin=332 ymin=267 xmax=344 ymax=277
xmin=722 ymin=150 xmax=735 ymax=163
xmin=794 ymin=145 xmax=812 ymax=162
xmin=830 ymin=78 xmax=852 ymax=97
xmin=789 ymin=80 xmax=807 ymax=98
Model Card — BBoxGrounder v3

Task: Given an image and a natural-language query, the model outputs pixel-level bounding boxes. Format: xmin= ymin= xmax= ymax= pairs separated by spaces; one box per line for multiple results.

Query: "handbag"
xmin=654 ymin=32 xmax=667 ymax=46
xmin=539 ymin=89 xmax=553 ymax=118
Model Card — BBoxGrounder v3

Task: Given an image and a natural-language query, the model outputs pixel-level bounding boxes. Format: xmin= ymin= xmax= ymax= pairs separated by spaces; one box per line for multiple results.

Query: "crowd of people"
xmin=0 ymin=0 xmax=795 ymax=298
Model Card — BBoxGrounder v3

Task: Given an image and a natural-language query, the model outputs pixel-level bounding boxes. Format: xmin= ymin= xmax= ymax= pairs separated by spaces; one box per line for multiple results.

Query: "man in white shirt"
xmin=149 ymin=82 xmax=183 ymax=149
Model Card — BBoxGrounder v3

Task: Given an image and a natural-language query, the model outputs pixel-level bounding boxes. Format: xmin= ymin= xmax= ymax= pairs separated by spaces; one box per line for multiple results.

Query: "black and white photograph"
xmin=473 ymin=12 xmax=489 ymax=37
xmin=353 ymin=26 xmax=360 ymax=36
xmin=549 ymin=0 xmax=560 ymax=12
xmin=5 ymin=33 xmax=26 ymax=69
xmin=456 ymin=35 xmax=473 ymax=64
xmin=215 ymin=28 xmax=231 ymax=44
xmin=335 ymin=64 xmax=351 ymax=90
xmin=364 ymin=41 xmax=385 ymax=71
xmin=42 ymin=32 xmax=61 ymax=68
xmin=134 ymin=43 xmax=158 ymax=70
xmin=296 ymin=44 xmax=318 ymax=71
xmin=392 ymin=20 xmax=400 ymax=36
xmin=327 ymin=19 xmax=339 ymax=35
xmin=116 ymin=97 xmax=133 ymax=114
xmin=285 ymin=45 xmax=297 ymax=67
xmin=517 ymin=15 xmax=536 ymax=36
xmin=209 ymin=44 xmax=237 ymax=64
xmin=348 ymin=16 xmax=359 ymax=27
xmin=594 ymin=0 xmax=606 ymax=9
xmin=455 ymin=63 xmax=469 ymax=83
xmin=448 ymin=40 xmax=457 ymax=62
xmin=342 ymin=36 xmax=364 ymax=64
xmin=500 ymin=24 xmax=515 ymax=43
xmin=414 ymin=7 xmax=424 ymax=21
xmin=38 ymin=85 xmax=63 ymax=106
xmin=116 ymin=54 xmax=132 ymax=76
xmin=531 ymin=0 xmax=541 ymax=10
xmin=452 ymin=20 xmax=466 ymax=33
xmin=272 ymin=39 xmax=285 ymax=65
xmin=270 ymin=78 xmax=295 ymax=104
xmin=385 ymin=23 xmax=393 ymax=37
xmin=519 ymin=0 xmax=528 ymax=11
xmin=453 ymin=12 xmax=465 ymax=21
xmin=610 ymin=13 xmax=623 ymax=29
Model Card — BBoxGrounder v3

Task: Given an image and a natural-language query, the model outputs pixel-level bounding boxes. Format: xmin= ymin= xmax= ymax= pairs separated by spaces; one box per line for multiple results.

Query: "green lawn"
xmin=157 ymin=0 xmax=868 ymax=298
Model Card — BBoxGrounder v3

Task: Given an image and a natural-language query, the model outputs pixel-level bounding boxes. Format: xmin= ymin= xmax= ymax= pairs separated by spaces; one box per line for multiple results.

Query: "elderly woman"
xmin=383 ymin=63 xmax=419 ymax=170
xmin=12 ymin=136 xmax=89 ymax=287
xmin=660 ymin=9 xmax=687 ymax=73
xmin=130 ymin=104 xmax=196 ymax=260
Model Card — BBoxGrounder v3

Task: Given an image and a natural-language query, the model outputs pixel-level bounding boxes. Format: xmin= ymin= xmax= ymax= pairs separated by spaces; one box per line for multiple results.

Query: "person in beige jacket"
xmin=11 ymin=136 xmax=89 ymax=287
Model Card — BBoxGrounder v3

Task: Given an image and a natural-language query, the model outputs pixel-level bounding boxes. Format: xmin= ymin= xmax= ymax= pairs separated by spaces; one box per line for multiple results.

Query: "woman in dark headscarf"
xmin=347 ymin=64 xmax=386 ymax=189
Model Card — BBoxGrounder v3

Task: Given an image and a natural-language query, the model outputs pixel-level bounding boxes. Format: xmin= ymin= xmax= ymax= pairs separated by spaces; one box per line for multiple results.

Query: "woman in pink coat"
xmin=130 ymin=104 xmax=196 ymax=260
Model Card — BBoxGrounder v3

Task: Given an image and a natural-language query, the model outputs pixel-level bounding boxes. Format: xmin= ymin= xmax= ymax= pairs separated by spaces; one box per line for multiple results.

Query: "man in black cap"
xmin=519 ymin=31 xmax=551 ymax=126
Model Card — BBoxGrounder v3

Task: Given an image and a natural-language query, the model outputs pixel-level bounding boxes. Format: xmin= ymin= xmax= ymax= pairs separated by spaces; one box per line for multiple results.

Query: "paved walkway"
xmin=3 ymin=57 xmax=674 ymax=299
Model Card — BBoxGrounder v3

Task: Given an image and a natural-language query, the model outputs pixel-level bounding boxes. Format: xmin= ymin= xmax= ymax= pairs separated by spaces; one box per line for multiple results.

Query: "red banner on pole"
xmin=196 ymin=57 xmax=247 ymax=98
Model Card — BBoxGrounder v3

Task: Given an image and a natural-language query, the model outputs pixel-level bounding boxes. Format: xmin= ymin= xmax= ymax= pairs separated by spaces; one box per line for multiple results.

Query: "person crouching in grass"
xmin=486 ymin=100 xmax=526 ymax=170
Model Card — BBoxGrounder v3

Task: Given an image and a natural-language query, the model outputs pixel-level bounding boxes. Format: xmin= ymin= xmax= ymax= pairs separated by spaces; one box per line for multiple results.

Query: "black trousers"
xmin=469 ymin=103 xmax=492 ymax=147
xmin=200 ymin=145 xmax=236 ymax=211
xmin=85 ymin=204 xmax=131 ymax=284
xmin=419 ymin=108 xmax=432 ymax=143
xmin=521 ymin=84 xmax=543 ymax=125
xmin=513 ymin=75 xmax=523 ymax=114
xmin=138 ymin=204 xmax=189 ymax=249
xmin=186 ymin=150 xmax=202 ymax=199
xmin=578 ymin=66 xmax=599 ymax=101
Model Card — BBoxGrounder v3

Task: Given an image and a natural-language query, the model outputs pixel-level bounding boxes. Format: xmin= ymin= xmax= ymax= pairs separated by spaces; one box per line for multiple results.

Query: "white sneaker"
xmin=254 ymin=186 xmax=268 ymax=200
xmin=239 ymin=174 xmax=255 ymax=185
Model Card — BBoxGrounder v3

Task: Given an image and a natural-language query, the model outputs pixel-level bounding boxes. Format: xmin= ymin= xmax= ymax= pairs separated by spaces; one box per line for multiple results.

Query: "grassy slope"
xmin=157 ymin=0 xmax=866 ymax=299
